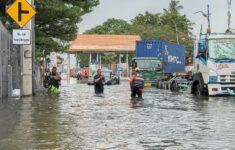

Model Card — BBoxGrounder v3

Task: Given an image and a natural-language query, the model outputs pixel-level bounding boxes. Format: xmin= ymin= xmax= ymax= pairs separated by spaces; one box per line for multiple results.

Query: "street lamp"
xmin=195 ymin=4 xmax=211 ymax=32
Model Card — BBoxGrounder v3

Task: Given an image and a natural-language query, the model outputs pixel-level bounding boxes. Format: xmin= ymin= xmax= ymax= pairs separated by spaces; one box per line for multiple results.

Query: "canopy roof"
xmin=68 ymin=34 xmax=141 ymax=53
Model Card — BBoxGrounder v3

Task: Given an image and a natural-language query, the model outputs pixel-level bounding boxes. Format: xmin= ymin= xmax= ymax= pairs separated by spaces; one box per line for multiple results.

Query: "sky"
xmin=78 ymin=0 xmax=234 ymax=37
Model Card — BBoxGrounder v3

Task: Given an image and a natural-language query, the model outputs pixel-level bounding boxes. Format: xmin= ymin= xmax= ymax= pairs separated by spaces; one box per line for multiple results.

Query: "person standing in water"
xmin=94 ymin=69 xmax=106 ymax=94
xmin=130 ymin=67 xmax=144 ymax=98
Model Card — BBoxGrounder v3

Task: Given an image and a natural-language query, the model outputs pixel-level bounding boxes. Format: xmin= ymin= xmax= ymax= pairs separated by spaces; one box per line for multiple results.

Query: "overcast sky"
xmin=78 ymin=0 xmax=234 ymax=37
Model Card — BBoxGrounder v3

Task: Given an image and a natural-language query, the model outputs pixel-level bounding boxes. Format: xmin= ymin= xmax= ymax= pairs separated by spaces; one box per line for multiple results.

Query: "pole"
xmin=207 ymin=4 xmax=211 ymax=29
xmin=174 ymin=23 xmax=179 ymax=45
xmin=42 ymin=49 xmax=45 ymax=78
xmin=89 ymin=52 xmax=91 ymax=64
xmin=199 ymin=24 xmax=203 ymax=39
xmin=97 ymin=53 xmax=99 ymax=62
xmin=126 ymin=53 xmax=129 ymax=77
xmin=22 ymin=0 xmax=34 ymax=96
xmin=100 ymin=53 xmax=102 ymax=67
xmin=68 ymin=53 xmax=70 ymax=81
xmin=126 ymin=54 xmax=129 ymax=64
xmin=228 ymin=0 xmax=232 ymax=31
xmin=32 ymin=0 xmax=35 ymax=95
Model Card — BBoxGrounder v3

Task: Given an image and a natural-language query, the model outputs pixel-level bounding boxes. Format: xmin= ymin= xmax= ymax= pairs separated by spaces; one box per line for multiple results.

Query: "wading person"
xmin=48 ymin=67 xmax=61 ymax=94
xmin=130 ymin=67 xmax=144 ymax=98
xmin=94 ymin=69 xmax=105 ymax=94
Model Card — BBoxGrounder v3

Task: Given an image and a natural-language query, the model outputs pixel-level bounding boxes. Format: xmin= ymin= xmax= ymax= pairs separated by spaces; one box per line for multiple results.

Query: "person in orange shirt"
xmin=130 ymin=67 xmax=144 ymax=98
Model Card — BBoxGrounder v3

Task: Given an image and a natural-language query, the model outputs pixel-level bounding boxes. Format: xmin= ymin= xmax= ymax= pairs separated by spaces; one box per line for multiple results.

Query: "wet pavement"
xmin=1 ymin=79 xmax=235 ymax=150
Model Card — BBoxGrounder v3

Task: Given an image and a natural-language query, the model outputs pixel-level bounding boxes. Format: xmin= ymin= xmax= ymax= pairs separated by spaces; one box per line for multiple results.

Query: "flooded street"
xmin=1 ymin=79 xmax=235 ymax=150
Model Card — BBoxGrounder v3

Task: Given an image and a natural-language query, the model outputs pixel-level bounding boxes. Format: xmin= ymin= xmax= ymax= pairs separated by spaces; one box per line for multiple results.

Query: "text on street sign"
xmin=13 ymin=29 xmax=31 ymax=45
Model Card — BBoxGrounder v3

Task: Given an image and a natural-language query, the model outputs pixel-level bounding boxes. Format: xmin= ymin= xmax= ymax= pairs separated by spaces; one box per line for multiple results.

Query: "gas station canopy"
xmin=68 ymin=34 xmax=141 ymax=53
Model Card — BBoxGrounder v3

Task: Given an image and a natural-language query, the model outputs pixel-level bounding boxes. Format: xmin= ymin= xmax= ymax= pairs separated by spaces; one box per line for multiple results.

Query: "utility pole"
xmin=194 ymin=4 xmax=211 ymax=33
xmin=174 ymin=22 xmax=180 ymax=45
xmin=22 ymin=0 xmax=34 ymax=96
xmin=228 ymin=0 xmax=232 ymax=31
xmin=207 ymin=4 xmax=211 ymax=29
xmin=42 ymin=49 xmax=45 ymax=78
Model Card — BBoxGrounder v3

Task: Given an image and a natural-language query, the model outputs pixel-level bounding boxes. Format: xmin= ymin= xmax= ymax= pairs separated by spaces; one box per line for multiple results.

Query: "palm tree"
xmin=164 ymin=0 xmax=184 ymax=14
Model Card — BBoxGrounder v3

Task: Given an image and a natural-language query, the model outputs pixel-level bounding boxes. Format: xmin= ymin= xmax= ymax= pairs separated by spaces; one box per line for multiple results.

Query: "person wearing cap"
xmin=130 ymin=67 xmax=144 ymax=98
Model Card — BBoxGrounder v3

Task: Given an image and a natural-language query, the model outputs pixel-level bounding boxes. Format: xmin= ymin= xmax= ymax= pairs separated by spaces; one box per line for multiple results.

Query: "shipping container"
xmin=136 ymin=41 xmax=185 ymax=74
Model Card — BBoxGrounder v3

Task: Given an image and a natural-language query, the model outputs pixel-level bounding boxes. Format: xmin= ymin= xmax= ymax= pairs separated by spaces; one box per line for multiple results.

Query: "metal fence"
xmin=0 ymin=22 xmax=21 ymax=98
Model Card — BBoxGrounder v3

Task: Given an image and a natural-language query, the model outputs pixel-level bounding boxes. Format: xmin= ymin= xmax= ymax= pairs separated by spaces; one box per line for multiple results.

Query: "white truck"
xmin=192 ymin=33 xmax=235 ymax=96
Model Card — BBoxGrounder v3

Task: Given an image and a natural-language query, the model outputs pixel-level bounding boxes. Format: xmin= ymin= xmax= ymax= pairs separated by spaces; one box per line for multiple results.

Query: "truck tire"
xmin=194 ymin=83 xmax=202 ymax=96
xmin=192 ymin=73 xmax=208 ymax=96
xmin=159 ymin=81 xmax=164 ymax=89
xmin=170 ymin=81 xmax=179 ymax=92
xmin=156 ymin=81 xmax=159 ymax=88
xmin=117 ymin=77 xmax=120 ymax=84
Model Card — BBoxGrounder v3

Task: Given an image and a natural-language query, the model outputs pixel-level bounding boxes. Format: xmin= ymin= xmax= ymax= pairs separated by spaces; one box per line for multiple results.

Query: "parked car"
xmin=88 ymin=70 xmax=120 ymax=85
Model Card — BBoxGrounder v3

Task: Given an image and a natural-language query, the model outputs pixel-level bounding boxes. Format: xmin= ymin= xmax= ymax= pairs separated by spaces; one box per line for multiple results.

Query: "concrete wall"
xmin=0 ymin=22 xmax=21 ymax=98
xmin=0 ymin=22 xmax=9 ymax=98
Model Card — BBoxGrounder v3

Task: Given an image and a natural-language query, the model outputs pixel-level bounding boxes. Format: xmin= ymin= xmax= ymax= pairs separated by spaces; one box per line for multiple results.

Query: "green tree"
xmin=0 ymin=0 xmax=99 ymax=57
xmin=131 ymin=11 xmax=161 ymax=27
xmin=163 ymin=0 xmax=183 ymax=14
xmin=84 ymin=18 xmax=131 ymax=34
xmin=101 ymin=54 xmax=117 ymax=64
xmin=76 ymin=54 xmax=89 ymax=68
xmin=161 ymin=12 xmax=193 ymax=35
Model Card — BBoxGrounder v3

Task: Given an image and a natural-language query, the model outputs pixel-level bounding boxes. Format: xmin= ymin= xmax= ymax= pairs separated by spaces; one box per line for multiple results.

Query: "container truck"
xmin=132 ymin=40 xmax=185 ymax=86
xmin=155 ymin=31 xmax=235 ymax=96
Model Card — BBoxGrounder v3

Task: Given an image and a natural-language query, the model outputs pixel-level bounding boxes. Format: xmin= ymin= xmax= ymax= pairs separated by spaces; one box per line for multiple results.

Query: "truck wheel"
xmin=170 ymin=81 xmax=178 ymax=92
xmin=166 ymin=83 xmax=169 ymax=90
xmin=117 ymin=77 xmax=120 ymax=84
xmin=195 ymin=83 xmax=202 ymax=96
xmin=159 ymin=81 xmax=163 ymax=89
xmin=156 ymin=82 xmax=159 ymax=88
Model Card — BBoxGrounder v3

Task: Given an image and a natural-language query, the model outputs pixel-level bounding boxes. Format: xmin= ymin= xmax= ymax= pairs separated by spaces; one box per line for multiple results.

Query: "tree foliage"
xmin=0 ymin=0 xmax=99 ymax=57
xmin=131 ymin=11 xmax=161 ymax=27
xmin=163 ymin=0 xmax=183 ymax=14
xmin=101 ymin=54 xmax=118 ymax=64
xmin=76 ymin=54 xmax=89 ymax=68
xmin=84 ymin=18 xmax=131 ymax=34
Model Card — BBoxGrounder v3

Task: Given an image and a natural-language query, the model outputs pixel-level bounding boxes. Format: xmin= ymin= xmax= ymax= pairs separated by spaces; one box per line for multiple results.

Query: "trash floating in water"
xmin=12 ymin=89 xmax=20 ymax=97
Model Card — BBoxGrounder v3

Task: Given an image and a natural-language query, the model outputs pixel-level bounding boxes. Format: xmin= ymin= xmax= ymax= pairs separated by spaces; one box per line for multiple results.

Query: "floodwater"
xmin=1 ymin=79 xmax=235 ymax=150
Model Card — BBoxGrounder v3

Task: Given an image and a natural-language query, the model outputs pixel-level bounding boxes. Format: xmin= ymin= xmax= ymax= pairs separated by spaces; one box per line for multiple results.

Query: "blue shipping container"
xmin=136 ymin=41 xmax=185 ymax=74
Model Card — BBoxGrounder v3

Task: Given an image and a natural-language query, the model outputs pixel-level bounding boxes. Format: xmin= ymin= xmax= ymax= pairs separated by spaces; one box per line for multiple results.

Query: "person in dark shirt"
xmin=94 ymin=69 xmax=106 ymax=94
xmin=49 ymin=67 xmax=61 ymax=88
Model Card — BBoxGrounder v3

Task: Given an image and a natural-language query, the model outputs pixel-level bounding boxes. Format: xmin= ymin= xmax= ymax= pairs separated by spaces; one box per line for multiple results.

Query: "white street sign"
xmin=49 ymin=52 xmax=57 ymax=71
xmin=13 ymin=29 xmax=31 ymax=45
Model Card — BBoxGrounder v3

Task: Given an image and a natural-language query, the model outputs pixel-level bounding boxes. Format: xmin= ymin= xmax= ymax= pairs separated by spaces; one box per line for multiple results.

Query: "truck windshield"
xmin=135 ymin=59 xmax=162 ymax=71
xmin=209 ymin=39 xmax=235 ymax=60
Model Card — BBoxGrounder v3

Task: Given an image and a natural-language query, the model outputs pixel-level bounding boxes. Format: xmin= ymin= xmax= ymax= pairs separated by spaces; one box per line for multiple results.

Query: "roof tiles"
xmin=68 ymin=34 xmax=141 ymax=53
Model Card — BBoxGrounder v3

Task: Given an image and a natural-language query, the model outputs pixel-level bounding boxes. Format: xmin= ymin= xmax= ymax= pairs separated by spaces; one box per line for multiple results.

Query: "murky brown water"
xmin=1 ymin=79 xmax=235 ymax=150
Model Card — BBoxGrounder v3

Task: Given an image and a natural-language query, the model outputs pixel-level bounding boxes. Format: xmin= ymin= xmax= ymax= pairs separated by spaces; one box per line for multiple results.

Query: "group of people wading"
xmin=44 ymin=67 xmax=144 ymax=98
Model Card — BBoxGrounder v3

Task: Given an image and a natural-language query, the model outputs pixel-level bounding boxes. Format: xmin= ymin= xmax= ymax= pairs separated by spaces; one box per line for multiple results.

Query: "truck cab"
xmin=193 ymin=34 xmax=235 ymax=96
xmin=132 ymin=57 xmax=163 ymax=86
